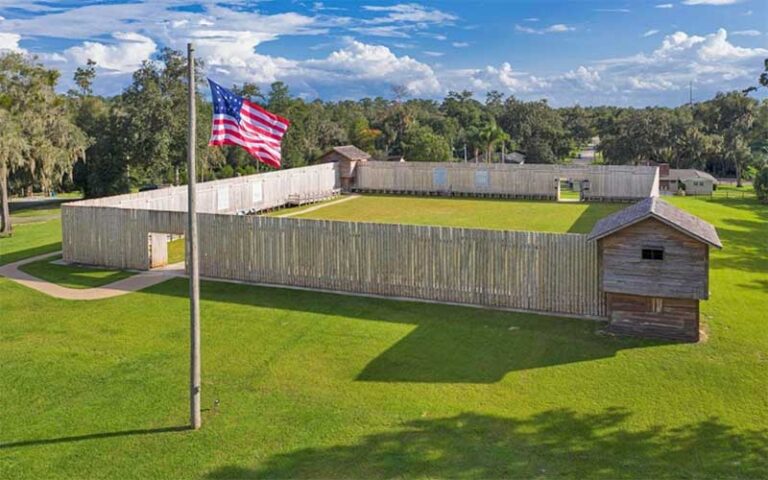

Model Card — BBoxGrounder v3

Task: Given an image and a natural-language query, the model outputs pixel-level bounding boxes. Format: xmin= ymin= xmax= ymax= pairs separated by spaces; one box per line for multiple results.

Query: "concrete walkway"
xmin=276 ymin=194 xmax=360 ymax=218
xmin=0 ymin=252 xmax=184 ymax=300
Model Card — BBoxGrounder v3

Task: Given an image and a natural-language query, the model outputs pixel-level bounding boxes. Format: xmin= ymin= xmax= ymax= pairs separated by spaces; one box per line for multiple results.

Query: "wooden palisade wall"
xmin=354 ymin=161 xmax=659 ymax=201
xmin=197 ymin=215 xmax=607 ymax=318
xmin=62 ymin=202 xmax=606 ymax=318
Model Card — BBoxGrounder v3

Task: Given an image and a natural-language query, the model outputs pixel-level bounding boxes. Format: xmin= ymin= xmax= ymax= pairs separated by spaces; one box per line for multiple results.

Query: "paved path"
xmin=276 ymin=194 xmax=360 ymax=218
xmin=570 ymin=146 xmax=596 ymax=166
xmin=0 ymin=252 xmax=184 ymax=300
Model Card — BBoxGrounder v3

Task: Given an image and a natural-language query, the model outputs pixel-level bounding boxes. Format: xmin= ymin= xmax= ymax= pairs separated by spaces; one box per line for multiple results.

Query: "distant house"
xmin=468 ymin=150 xmax=525 ymax=164
xmin=588 ymin=197 xmax=722 ymax=342
xmin=317 ymin=145 xmax=371 ymax=190
xmin=654 ymin=163 xmax=718 ymax=195
xmin=502 ymin=150 xmax=526 ymax=164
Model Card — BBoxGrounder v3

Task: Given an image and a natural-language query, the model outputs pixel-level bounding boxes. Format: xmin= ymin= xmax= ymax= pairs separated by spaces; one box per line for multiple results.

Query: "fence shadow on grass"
xmin=151 ymin=279 xmax=668 ymax=384
xmin=204 ymin=409 xmax=768 ymax=479
xmin=0 ymin=242 xmax=62 ymax=266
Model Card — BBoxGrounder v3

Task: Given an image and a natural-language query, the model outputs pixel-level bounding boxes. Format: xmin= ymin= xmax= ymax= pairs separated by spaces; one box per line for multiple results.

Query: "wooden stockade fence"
xmin=354 ymin=161 xmax=659 ymax=201
xmin=71 ymin=163 xmax=339 ymax=213
xmin=63 ymin=200 xmax=606 ymax=318
xmin=61 ymin=161 xmax=665 ymax=319
xmin=198 ymin=215 xmax=606 ymax=318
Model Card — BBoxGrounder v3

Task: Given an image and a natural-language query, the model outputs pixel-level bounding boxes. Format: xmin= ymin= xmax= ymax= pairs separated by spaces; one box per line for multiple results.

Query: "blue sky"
xmin=0 ymin=0 xmax=766 ymax=106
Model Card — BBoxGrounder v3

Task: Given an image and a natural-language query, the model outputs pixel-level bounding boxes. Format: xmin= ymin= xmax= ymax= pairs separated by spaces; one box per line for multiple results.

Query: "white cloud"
xmin=0 ymin=32 xmax=24 ymax=52
xmin=524 ymin=17 xmax=539 ymax=22
xmin=696 ymin=28 xmax=766 ymax=60
xmin=453 ymin=62 xmax=549 ymax=94
xmin=423 ymin=50 xmax=444 ymax=57
xmin=592 ymin=28 xmax=766 ymax=93
xmin=65 ymin=32 xmax=156 ymax=72
xmin=731 ymin=29 xmax=761 ymax=36
xmin=304 ymin=39 xmax=440 ymax=95
xmin=562 ymin=66 xmax=602 ymax=91
xmin=547 ymin=24 xmax=575 ymax=33
xmin=682 ymin=0 xmax=741 ymax=5
xmin=350 ymin=25 xmax=413 ymax=38
xmin=448 ymin=27 xmax=767 ymax=105
xmin=362 ymin=3 xmax=457 ymax=24
xmin=594 ymin=8 xmax=631 ymax=13
xmin=3 ymin=2 xmax=763 ymax=107
xmin=643 ymin=29 xmax=660 ymax=37
xmin=515 ymin=23 xmax=575 ymax=34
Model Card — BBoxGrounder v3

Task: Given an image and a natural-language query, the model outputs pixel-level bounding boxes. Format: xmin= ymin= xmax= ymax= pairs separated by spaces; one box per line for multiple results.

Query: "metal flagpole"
xmin=187 ymin=42 xmax=202 ymax=430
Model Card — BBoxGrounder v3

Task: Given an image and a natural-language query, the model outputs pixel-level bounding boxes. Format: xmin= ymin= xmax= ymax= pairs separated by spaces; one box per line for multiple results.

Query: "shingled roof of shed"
xmin=587 ymin=197 xmax=722 ymax=248
xmin=328 ymin=145 xmax=371 ymax=161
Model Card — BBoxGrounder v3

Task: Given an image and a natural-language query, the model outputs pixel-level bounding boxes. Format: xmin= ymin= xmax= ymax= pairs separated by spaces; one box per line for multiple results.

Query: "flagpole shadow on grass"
xmin=0 ymin=426 xmax=191 ymax=450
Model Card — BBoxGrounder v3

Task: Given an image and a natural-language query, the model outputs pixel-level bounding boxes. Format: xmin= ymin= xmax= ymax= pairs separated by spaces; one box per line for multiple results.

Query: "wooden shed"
xmin=317 ymin=145 xmax=371 ymax=191
xmin=588 ymin=197 xmax=722 ymax=342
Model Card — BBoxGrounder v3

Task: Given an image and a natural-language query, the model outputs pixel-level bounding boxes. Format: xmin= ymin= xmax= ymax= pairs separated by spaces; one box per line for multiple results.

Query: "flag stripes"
xmin=208 ymin=79 xmax=290 ymax=168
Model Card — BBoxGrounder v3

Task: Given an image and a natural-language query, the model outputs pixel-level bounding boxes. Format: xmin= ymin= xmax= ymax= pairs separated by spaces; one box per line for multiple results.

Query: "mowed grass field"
xmin=1 ymin=193 xmax=767 ymax=479
xmin=273 ymin=195 xmax=624 ymax=233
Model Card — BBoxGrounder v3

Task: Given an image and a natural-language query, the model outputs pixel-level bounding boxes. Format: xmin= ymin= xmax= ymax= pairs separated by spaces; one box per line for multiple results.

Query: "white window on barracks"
xmin=252 ymin=182 xmax=263 ymax=204
xmin=217 ymin=187 xmax=230 ymax=211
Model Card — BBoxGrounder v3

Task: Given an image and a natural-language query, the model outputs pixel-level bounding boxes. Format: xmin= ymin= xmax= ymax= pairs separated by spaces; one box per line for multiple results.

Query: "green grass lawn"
xmin=0 ymin=197 xmax=74 ymax=265
xmin=17 ymin=254 xmax=134 ymax=289
xmin=276 ymin=195 xmax=625 ymax=233
xmin=1 ymin=193 xmax=767 ymax=479
xmin=0 ymin=219 xmax=62 ymax=266
xmin=167 ymin=237 xmax=186 ymax=265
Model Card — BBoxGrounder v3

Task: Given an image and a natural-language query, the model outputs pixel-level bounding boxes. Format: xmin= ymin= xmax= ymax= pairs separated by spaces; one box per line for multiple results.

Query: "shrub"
xmin=754 ymin=166 xmax=768 ymax=203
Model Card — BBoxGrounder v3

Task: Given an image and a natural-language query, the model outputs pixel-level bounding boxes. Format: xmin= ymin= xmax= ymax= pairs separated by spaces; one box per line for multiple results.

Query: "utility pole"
xmin=187 ymin=42 xmax=201 ymax=430
xmin=689 ymin=81 xmax=693 ymax=107
xmin=463 ymin=144 xmax=467 ymax=162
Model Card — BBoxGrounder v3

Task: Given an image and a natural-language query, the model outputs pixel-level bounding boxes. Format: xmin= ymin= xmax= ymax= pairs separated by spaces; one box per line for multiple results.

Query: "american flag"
xmin=208 ymin=79 xmax=290 ymax=169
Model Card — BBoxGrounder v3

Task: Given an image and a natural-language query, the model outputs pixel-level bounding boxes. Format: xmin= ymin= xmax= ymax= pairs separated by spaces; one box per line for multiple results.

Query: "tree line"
xmin=2 ymin=50 xmax=768 ymax=233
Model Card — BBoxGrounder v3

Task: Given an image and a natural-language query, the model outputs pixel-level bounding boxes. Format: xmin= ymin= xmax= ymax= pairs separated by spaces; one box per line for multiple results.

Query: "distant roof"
xmin=588 ymin=197 xmax=722 ymax=248
xmin=663 ymin=169 xmax=718 ymax=183
xmin=323 ymin=145 xmax=371 ymax=161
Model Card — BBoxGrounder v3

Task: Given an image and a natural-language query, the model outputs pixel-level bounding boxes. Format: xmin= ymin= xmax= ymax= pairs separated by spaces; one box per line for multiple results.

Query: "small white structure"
xmin=660 ymin=169 xmax=718 ymax=196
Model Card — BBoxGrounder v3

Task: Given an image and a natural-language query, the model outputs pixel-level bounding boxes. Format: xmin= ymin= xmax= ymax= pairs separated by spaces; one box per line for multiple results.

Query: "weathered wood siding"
xmin=62 ymin=206 xmax=186 ymax=269
xmin=63 ymin=202 xmax=606 ymax=317
xmin=63 ymin=164 xmax=340 ymax=268
xmin=196 ymin=215 xmax=607 ymax=318
xmin=355 ymin=162 xmax=559 ymax=198
xmin=606 ymin=293 xmax=699 ymax=341
xmin=599 ymin=217 xmax=709 ymax=299
xmin=70 ymin=163 xmax=339 ymax=213
xmin=354 ymin=161 xmax=658 ymax=200
xmin=318 ymin=151 xmax=359 ymax=179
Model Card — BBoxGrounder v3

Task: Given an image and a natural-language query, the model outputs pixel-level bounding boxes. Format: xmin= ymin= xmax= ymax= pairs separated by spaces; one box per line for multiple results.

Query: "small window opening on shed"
xmin=642 ymin=247 xmax=664 ymax=260
xmin=652 ymin=298 xmax=664 ymax=313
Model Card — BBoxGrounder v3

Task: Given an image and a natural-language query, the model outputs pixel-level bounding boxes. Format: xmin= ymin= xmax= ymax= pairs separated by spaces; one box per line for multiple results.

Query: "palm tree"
xmin=480 ymin=121 xmax=510 ymax=163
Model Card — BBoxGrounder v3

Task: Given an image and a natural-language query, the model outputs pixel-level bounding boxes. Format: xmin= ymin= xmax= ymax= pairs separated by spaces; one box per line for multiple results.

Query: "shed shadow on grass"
xmin=152 ymin=279 xmax=668 ymax=384
xmin=204 ymin=409 xmax=768 ymax=479
xmin=566 ymin=202 xmax=624 ymax=234
xmin=355 ymin=310 xmax=664 ymax=383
